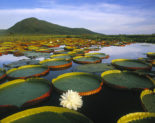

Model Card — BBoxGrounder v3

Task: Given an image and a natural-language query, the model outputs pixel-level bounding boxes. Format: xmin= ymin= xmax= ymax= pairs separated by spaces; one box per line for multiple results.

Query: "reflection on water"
xmin=0 ymin=43 xmax=155 ymax=123
xmin=0 ymin=43 xmax=155 ymax=79
xmin=0 ymin=55 xmax=28 ymax=68
xmin=90 ymin=43 xmax=155 ymax=63
xmin=0 ymin=43 xmax=155 ymax=80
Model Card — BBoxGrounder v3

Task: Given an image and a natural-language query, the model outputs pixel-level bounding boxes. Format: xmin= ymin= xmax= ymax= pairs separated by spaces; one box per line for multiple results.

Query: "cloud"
xmin=0 ymin=1 xmax=154 ymax=34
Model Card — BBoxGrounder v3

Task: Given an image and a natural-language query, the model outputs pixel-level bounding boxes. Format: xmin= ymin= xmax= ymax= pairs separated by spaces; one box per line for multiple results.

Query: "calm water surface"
xmin=0 ymin=43 xmax=155 ymax=123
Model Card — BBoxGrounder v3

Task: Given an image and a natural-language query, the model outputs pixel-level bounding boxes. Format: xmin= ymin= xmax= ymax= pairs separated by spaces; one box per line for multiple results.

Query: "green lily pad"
xmin=24 ymin=51 xmax=51 ymax=59
xmin=73 ymin=56 xmax=101 ymax=64
xmin=40 ymin=58 xmax=72 ymax=69
xmin=1 ymin=106 xmax=93 ymax=123
xmin=0 ymin=68 xmax=6 ymax=80
xmin=117 ymin=112 xmax=155 ymax=123
xmin=112 ymin=59 xmax=152 ymax=70
xmin=51 ymin=54 xmax=72 ymax=60
xmin=101 ymin=70 xmax=154 ymax=89
xmin=7 ymin=65 xmax=49 ymax=78
xmin=76 ymin=63 xmax=115 ymax=73
xmin=141 ymin=89 xmax=155 ymax=112
xmin=4 ymin=59 xmax=39 ymax=69
xmin=52 ymin=72 xmax=102 ymax=96
xmin=147 ymin=52 xmax=155 ymax=59
xmin=0 ymin=78 xmax=51 ymax=107
xmin=85 ymin=53 xmax=109 ymax=59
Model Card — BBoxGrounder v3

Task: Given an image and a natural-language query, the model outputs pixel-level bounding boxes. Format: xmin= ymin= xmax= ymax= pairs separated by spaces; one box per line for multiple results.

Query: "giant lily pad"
xmin=134 ymin=69 xmax=155 ymax=77
xmin=40 ymin=58 xmax=72 ymax=70
xmin=85 ymin=53 xmax=109 ymax=59
xmin=101 ymin=70 xmax=154 ymax=90
xmin=68 ymin=51 xmax=84 ymax=57
xmin=4 ymin=59 xmax=39 ymax=69
xmin=7 ymin=65 xmax=50 ymax=79
xmin=52 ymin=72 xmax=103 ymax=96
xmin=73 ymin=56 xmax=101 ymax=64
xmin=139 ymin=57 xmax=155 ymax=66
xmin=117 ymin=112 xmax=155 ymax=123
xmin=73 ymin=49 xmax=85 ymax=55
xmin=88 ymin=47 xmax=101 ymax=51
xmin=112 ymin=59 xmax=152 ymax=70
xmin=36 ymin=48 xmax=53 ymax=53
xmin=147 ymin=52 xmax=155 ymax=59
xmin=51 ymin=54 xmax=72 ymax=60
xmin=140 ymin=89 xmax=155 ymax=112
xmin=0 ymin=78 xmax=51 ymax=109
xmin=64 ymin=46 xmax=75 ymax=51
xmin=53 ymin=50 xmax=69 ymax=54
xmin=24 ymin=51 xmax=51 ymax=59
xmin=75 ymin=63 xmax=115 ymax=73
xmin=151 ymin=60 xmax=155 ymax=66
xmin=1 ymin=106 xmax=93 ymax=123
xmin=0 ymin=68 xmax=6 ymax=80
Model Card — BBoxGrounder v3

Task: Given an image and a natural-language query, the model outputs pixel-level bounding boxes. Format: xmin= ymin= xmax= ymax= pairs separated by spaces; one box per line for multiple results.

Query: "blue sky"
xmin=0 ymin=0 xmax=155 ymax=34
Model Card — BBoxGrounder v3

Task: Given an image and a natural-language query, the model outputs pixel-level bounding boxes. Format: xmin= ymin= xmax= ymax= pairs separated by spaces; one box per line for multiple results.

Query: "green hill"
xmin=7 ymin=17 xmax=98 ymax=35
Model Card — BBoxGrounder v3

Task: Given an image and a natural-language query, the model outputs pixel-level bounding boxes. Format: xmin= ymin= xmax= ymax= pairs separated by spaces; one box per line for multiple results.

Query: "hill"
xmin=7 ymin=17 xmax=98 ymax=35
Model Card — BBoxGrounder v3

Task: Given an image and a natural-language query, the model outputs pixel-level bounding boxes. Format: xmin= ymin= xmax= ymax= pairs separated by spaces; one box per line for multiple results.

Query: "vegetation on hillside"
xmin=7 ymin=17 xmax=97 ymax=35
xmin=0 ymin=17 xmax=154 ymax=43
xmin=81 ymin=34 xmax=155 ymax=43
xmin=0 ymin=34 xmax=155 ymax=43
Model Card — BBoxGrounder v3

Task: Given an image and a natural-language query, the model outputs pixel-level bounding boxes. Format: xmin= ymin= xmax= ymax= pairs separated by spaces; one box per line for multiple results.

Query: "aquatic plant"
xmin=60 ymin=90 xmax=83 ymax=110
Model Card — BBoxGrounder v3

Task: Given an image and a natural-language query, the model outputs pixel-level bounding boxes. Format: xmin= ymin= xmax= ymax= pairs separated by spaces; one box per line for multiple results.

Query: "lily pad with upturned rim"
xmin=73 ymin=56 xmax=101 ymax=64
xmin=51 ymin=54 xmax=72 ymax=60
xmin=0 ymin=69 xmax=6 ymax=80
xmin=1 ymin=106 xmax=93 ymax=123
xmin=140 ymin=89 xmax=155 ymax=112
xmin=6 ymin=65 xmax=50 ymax=79
xmin=52 ymin=72 xmax=103 ymax=96
xmin=138 ymin=57 xmax=155 ymax=66
xmin=24 ymin=51 xmax=51 ymax=59
xmin=75 ymin=63 xmax=116 ymax=73
xmin=4 ymin=59 xmax=39 ymax=69
xmin=68 ymin=51 xmax=84 ymax=57
xmin=112 ymin=59 xmax=152 ymax=70
xmin=151 ymin=60 xmax=155 ymax=66
xmin=117 ymin=112 xmax=155 ymax=123
xmin=53 ymin=50 xmax=69 ymax=54
xmin=40 ymin=58 xmax=72 ymax=70
xmin=0 ymin=78 xmax=51 ymax=109
xmin=134 ymin=69 xmax=155 ymax=77
xmin=101 ymin=70 xmax=154 ymax=90
xmin=147 ymin=52 xmax=155 ymax=59
xmin=64 ymin=46 xmax=76 ymax=51
xmin=85 ymin=53 xmax=109 ymax=59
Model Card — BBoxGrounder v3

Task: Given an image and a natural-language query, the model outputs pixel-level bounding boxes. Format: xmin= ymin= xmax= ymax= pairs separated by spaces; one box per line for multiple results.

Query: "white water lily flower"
xmin=60 ymin=90 xmax=83 ymax=110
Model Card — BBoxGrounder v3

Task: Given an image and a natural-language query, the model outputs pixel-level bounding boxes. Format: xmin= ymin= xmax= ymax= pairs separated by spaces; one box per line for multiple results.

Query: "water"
xmin=0 ymin=55 xmax=28 ymax=68
xmin=90 ymin=43 xmax=155 ymax=62
xmin=0 ymin=43 xmax=155 ymax=123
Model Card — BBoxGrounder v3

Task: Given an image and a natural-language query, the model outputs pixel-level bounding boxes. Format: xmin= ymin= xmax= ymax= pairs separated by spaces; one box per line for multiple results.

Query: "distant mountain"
xmin=7 ymin=17 xmax=98 ymax=35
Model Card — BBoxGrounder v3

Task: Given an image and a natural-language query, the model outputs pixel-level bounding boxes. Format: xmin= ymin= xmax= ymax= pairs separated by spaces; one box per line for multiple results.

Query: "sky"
xmin=0 ymin=0 xmax=155 ymax=34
